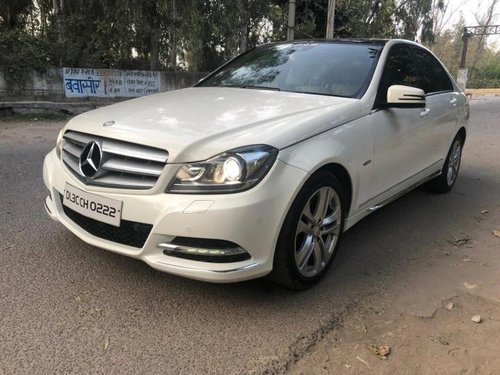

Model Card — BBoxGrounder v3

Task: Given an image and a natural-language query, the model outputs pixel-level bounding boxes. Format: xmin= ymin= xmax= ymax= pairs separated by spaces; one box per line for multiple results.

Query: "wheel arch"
xmin=312 ymin=163 xmax=353 ymax=217
xmin=457 ymin=126 xmax=466 ymax=144
xmin=269 ymin=163 xmax=352 ymax=289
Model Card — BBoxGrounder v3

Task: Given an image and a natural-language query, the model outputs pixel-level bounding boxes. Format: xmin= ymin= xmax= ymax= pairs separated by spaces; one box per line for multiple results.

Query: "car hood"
xmin=65 ymin=87 xmax=363 ymax=163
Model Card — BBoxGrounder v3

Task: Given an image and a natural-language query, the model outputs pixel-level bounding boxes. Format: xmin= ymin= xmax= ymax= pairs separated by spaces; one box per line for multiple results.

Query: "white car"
xmin=43 ymin=39 xmax=469 ymax=289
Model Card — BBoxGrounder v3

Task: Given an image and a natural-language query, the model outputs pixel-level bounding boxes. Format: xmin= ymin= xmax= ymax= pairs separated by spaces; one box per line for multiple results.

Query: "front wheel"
xmin=269 ymin=171 xmax=346 ymax=290
xmin=428 ymin=135 xmax=463 ymax=193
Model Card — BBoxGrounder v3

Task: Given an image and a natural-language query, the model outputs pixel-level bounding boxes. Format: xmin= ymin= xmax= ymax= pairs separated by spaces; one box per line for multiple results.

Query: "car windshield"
xmin=198 ymin=42 xmax=382 ymax=98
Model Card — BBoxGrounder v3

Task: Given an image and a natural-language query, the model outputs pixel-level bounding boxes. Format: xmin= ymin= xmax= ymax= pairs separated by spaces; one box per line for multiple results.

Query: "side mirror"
xmin=386 ymin=85 xmax=425 ymax=108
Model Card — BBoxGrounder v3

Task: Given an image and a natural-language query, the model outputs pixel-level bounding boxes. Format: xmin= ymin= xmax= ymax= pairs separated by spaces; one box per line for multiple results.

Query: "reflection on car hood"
xmin=65 ymin=87 xmax=363 ymax=162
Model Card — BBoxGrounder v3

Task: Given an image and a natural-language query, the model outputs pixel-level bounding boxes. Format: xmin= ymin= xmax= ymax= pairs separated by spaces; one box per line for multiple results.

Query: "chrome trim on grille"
xmin=61 ymin=131 xmax=168 ymax=189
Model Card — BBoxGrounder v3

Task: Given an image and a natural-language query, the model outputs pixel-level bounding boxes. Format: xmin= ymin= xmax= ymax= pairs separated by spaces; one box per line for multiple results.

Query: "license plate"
xmin=63 ymin=183 xmax=122 ymax=227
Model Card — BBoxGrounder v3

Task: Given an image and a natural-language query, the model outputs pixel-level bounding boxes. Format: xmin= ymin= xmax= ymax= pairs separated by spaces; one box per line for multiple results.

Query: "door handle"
xmin=450 ymin=97 xmax=458 ymax=105
xmin=420 ymin=108 xmax=430 ymax=118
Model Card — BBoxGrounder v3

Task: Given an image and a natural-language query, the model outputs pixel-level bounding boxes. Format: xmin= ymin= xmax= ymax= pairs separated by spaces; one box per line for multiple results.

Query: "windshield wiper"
xmin=238 ymin=85 xmax=281 ymax=91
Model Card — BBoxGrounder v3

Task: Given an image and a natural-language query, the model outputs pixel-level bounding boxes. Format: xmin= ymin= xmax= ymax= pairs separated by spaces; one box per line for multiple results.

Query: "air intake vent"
xmin=61 ymin=131 xmax=168 ymax=189
xmin=60 ymin=194 xmax=152 ymax=248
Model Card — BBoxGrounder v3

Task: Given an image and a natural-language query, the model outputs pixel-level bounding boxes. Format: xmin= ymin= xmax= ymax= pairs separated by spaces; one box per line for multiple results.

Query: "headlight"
xmin=55 ymin=128 xmax=64 ymax=158
xmin=168 ymin=145 xmax=278 ymax=193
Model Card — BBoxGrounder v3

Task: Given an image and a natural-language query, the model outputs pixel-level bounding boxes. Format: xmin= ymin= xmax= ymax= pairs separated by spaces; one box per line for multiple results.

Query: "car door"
xmin=413 ymin=47 xmax=459 ymax=165
xmin=365 ymin=44 xmax=433 ymax=206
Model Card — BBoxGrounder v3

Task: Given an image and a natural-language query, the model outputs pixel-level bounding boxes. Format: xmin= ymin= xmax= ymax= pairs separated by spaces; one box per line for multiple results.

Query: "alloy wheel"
xmin=447 ymin=140 xmax=461 ymax=186
xmin=294 ymin=186 xmax=342 ymax=278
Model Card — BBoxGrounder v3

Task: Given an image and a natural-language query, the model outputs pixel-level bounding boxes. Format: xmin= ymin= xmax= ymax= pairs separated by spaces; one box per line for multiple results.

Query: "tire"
xmin=269 ymin=171 xmax=346 ymax=290
xmin=428 ymin=135 xmax=463 ymax=193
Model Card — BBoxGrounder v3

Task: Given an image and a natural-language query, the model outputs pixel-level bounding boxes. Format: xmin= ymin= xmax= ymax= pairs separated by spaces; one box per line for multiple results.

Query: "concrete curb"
xmin=466 ymin=88 xmax=500 ymax=96
xmin=0 ymin=100 xmax=119 ymax=115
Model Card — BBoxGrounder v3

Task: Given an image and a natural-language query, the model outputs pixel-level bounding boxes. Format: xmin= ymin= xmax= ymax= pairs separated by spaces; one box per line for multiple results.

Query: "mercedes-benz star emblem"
xmin=103 ymin=121 xmax=115 ymax=127
xmin=79 ymin=141 xmax=102 ymax=178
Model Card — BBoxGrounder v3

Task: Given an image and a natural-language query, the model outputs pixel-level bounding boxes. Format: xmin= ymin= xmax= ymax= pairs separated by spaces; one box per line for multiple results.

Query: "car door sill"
xmin=358 ymin=159 xmax=444 ymax=212
xmin=367 ymin=168 xmax=441 ymax=212
xmin=345 ymin=163 xmax=443 ymax=231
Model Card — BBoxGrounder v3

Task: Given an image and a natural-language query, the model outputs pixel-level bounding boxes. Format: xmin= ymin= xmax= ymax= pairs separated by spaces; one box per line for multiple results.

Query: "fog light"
xmin=158 ymin=237 xmax=250 ymax=263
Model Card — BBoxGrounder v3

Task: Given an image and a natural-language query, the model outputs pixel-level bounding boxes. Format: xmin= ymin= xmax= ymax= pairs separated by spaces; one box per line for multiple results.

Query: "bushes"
xmin=467 ymin=77 xmax=500 ymax=89
xmin=0 ymin=29 xmax=52 ymax=85
xmin=468 ymin=64 xmax=500 ymax=89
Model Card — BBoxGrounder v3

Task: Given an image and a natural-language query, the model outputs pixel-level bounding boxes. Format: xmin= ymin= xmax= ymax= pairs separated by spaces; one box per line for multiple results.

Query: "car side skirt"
xmin=345 ymin=159 xmax=443 ymax=230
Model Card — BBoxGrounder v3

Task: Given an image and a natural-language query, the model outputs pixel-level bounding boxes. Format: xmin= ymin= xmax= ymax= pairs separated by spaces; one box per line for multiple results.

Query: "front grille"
xmin=62 ymin=131 xmax=168 ymax=190
xmin=60 ymin=194 xmax=152 ymax=248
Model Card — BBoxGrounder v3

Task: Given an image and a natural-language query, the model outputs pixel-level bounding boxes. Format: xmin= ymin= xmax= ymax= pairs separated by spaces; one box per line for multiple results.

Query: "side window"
xmin=376 ymin=44 xmax=454 ymax=106
xmin=376 ymin=44 xmax=421 ymax=104
xmin=414 ymin=48 xmax=454 ymax=94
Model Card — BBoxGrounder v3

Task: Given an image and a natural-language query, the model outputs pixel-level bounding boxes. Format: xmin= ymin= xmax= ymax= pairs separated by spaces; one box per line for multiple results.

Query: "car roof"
xmin=263 ymin=38 xmax=390 ymax=47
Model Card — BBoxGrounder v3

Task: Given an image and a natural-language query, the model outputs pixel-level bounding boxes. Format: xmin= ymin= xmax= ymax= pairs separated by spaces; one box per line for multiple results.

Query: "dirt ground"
xmin=290 ymin=96 xmax=500 ymax=375
xmin=467 ymin=88 xmax=500 ymax=96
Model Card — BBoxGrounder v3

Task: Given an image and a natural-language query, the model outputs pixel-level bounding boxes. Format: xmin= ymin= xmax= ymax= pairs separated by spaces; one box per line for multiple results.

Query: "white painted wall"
xmin=0 ymin=68 xmax=206 ymax=101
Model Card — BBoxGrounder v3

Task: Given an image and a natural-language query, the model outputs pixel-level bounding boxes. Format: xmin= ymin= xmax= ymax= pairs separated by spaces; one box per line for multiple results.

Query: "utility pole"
xmin=460 ymin=30 xmax=470 ymax=69
xmin=287 ymin=0 xmax=296 ymax=41
xmin=458 ymin=25 xmax=500 ymax=90
xmin=457 ymin=31 xmax=469 ymax=91
xmin=326 ymin=0 xmax=335 ymax=39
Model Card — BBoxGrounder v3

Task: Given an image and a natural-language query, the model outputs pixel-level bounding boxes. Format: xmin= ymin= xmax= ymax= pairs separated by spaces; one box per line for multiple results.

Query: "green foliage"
xmin=394 ymin=0 xmax=434 ymax=42
xmin=468 ymin=64 xmax=500 ymax=88
xmin=0 ymin=29 xmax=50 ymax=85
xmin=0 ymin=0 xmax=498 ymax=85
xmin=266 ymin=0 xmax=397 ymax=40
xmin=426 ymin=18 xmax=500 ymax=89
xmin=0 ymin=0 xmax=33 ymax=30
xmin=336 ymin=0 xmax=396 ymax=38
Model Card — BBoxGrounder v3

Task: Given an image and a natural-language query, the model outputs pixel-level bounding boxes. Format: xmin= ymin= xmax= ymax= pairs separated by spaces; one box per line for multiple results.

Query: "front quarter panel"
xmin=278 ymin=115 xmax=373 ymax=220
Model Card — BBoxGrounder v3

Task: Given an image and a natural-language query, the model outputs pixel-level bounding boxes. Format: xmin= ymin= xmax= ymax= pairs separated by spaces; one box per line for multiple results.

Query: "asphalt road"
xmin=1 ymin=97 xmax=499 ymax=374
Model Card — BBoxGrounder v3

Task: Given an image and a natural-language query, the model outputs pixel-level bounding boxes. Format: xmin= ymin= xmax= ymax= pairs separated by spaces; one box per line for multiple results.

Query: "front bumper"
xmin=43 ymin=149 xmax=307 ymax=282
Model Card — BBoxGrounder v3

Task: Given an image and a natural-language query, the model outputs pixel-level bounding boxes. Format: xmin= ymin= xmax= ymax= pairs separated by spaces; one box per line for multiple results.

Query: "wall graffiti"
xmin=63 ymin=68 xmax=161 ymax=98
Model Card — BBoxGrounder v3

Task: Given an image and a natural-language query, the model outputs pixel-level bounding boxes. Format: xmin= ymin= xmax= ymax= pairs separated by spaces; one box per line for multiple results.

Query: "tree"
xmin=0 ymin=0 xmax=493 ymax=76
xmin=394 ymin=0 xmax=435 ymax=42
xmin=0 ymin=0 xmax=33 ymax=30
xmin=336 ymin=0 xmax=396 ymax=38
xmin=471 ymin=0 xmax=499 ymax=69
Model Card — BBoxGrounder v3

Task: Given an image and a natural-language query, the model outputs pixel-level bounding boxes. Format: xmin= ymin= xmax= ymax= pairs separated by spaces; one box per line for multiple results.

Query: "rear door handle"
xmin=450 ymin=97 xmax=458 ymax=105
xmin=420 ymin=108 xmax=430 ymax=118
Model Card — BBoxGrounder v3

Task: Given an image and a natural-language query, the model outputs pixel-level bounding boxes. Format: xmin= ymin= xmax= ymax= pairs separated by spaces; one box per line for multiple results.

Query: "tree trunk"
xmin=150 ymin=25 xmax=160 ymax=71
xmin=169 ymin=0 xmax=177 ymax=70
xmin=52 ymin=0 xmax=64 ymax=66
xmin=240 ymin=23 xmax=248 ymax=52
xmin=236 ymin=0 xmax=249 ymax=52
xmin=38 ymin=0 xmax=47 ymax=36
xmin=326 ymin=0 xmax=335 ymax=38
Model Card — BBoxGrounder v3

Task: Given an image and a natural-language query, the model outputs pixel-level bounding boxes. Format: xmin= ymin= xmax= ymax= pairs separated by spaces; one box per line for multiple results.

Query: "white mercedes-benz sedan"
xmin=43 ymin=39 xmax=469 ymax=289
